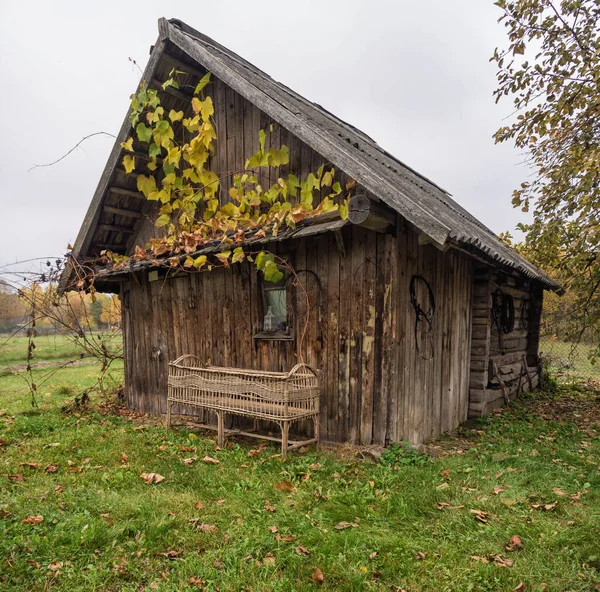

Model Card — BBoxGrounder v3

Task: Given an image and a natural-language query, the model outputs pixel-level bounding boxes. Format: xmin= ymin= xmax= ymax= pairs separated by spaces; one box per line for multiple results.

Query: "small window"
xmin=254 ymin=272 xmax=294 ymax=341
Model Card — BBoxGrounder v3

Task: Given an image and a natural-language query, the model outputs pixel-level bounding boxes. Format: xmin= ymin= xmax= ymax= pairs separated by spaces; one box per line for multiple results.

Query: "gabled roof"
xmin=67 ymin=17 xmax=559 ymax=290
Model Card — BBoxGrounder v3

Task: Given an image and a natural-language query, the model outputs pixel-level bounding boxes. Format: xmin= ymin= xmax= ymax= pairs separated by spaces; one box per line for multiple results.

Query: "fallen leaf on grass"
xmin=312 ymin=567 xmax=324 ymax=584
xmin=68 ymin=467 xmax=83 ymax=473
xmin=45 ymin=465 xmax=58 ymax=473
xmin=48 ymin=561 xmax=64 ymax=571
xmin=440 ymin=469 xmax=451 ymax=480
xmin=436 ymin=482 xmax=450 ymax=490
xmin=188 ymin=576 xmax=206 ymax=589
xmin=202 ymin=456 xmax=220 ymax=465
xmin=182 ymin=457 xmax=197 ymax=466
xmin=369 ymin=551 xmax=378 ymax=560
xmin=179 ymin=445 xmax=195 ymax=452
xmin=553 ymin=487 xmax=568 ymax=497
xmin=274 ymin=480 xmax=296 ymax=493
xmin=436 ymin=502 xmax=465 ymax=511
xmin=189 ymin=519 xmax=219 ymax=533
xmin=492 ymin=486 xmax=506 ymax=495
xmin=120 ymin=453 xmax=129 ymax=463
xmin=295 ymin=545 xmax=311 ymax=556
xmin=513 ymin=583 xmax=525 ymax=592
xmin=531 ymin=501 xmax=557 ymax=512
xmin=140 ymin=473 xmax=165 ymax=484
xmin=213 ymin=559 xmax=224 ymax=569
xmin=469 ymin=509 xmax=491 ymax=523
xmin=414 ymin=552 xmax=427 ymax=560
xmin=194 ymin=501 xmax=204 ymax=510
xmin=470 ymin=554 xmax=514 ymax=567
xmin=27 ymin=560 xmax=41 ymax=569
xmin=21 ymin=515 xmax=44 ymax=525
xmin=308 ymin=463 xmax=322 ymax=470
xmin=0 ymin=509 xmax=12 ymax=519
xmin=276 ymin=534 xmax=296 ymax=542
xmin=263 ymin=552 xmax=276 ymax=566
xmin=335 ymin=521 xmax=359 ymax=530
xmin=7 ymin=474 xmax=24 ymax=482
xmin=155 ymin=549 xmax=181 ymax=560
xmin=19 ymin=462 xmax=41 ymax=469
xmin=505 ymin=535 xmax=523 ymax=551
xmin=264 ymin=501 xmax=276 ymax=512
xmin=247 ymin=449 xmax=261 ymax=457
xmin=268 ymin=525 xmax=278 ymax=533
xmin=54 ymin=485 xmax=63 ymax=493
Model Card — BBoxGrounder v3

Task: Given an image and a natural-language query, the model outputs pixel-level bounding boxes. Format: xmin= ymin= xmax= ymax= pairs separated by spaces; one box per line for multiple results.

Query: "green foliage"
xmin=380 ymin=441 xmax=429 ymax=467
xmin=108 ymin=70 xmax=350 ymax=283
xmin=492 ymin=0 xmax=600 ymax=339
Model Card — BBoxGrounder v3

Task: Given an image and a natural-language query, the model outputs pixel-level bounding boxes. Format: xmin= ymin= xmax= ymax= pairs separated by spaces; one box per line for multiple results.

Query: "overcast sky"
xmin=0 ymin=0 xmax=529 ymax=278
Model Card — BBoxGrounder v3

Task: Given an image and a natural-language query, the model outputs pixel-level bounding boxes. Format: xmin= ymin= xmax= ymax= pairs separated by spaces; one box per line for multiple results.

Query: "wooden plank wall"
xmin=467 ymin=266 xmax=543 ymax=417
xmin=121 ymin=221 xmax=474 ymax=445
xmin=119 ymin=64 xmax=476 ymax=445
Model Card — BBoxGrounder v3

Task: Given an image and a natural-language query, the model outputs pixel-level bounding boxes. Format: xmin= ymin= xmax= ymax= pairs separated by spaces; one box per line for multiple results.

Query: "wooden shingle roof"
xmin=67 ymin=17 xmax=559 ymax=290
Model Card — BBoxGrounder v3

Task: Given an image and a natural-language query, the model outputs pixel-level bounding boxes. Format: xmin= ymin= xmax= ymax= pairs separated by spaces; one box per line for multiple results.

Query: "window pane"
xmin=265 ymin=288 xmax=287 ymax=330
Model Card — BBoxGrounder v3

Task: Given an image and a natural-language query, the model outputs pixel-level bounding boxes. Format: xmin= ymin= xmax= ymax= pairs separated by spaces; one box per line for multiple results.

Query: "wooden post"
xmin=281 ymin=421 xmax=289 ymax=459
xmin=522 ymin=354 xmax=534 ymax=391
xmin=166 ymin=402 xmax=172 ymax=429
xmin=217 ymin=411 xmax=225 ymax=447
xmin=348 ymin=193 xmax=395 ymax=233
xmin=492 ymin=361 xmax=510 ymax=406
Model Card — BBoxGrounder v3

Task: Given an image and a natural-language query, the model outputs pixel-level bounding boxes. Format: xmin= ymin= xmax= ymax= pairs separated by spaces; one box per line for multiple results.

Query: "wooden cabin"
xmin=63 ymin=18 xmax=560 ymax=445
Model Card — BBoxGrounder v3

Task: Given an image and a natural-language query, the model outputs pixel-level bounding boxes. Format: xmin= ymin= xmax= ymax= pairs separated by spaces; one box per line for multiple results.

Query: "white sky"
xmin=0 ymin=0 xmax=530 ymax=277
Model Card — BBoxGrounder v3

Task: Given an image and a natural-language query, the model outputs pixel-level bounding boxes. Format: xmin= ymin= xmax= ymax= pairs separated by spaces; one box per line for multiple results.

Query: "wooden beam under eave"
xmin=150 ymin=78 xmax=192 ymax=103
xmin=418 ymin=232 xmax=450 ymax=252
xmin=103 ymin=206 xmax=143 ymax=219
xmin=162 ymin=52 xmax=206 ymax=79
xmin=109 ymin=187 xmax=145 ymax=199
xmin=348 ymin=193 xmax=395 ymax=233
xmin=98 ymin=224 xmax=135 ymax=234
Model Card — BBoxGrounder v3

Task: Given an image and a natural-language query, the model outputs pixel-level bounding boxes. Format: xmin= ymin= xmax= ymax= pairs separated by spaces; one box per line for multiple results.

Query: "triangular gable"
xmin=65 ymin=17 xmax=559 ymax=291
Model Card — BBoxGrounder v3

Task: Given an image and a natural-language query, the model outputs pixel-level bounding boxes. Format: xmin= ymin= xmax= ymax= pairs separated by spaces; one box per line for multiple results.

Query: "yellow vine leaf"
xmin=120 ymin=137 xmax=134 ymax=152
xmin=123 ymin=155 xmax=136 ymax=174
xmin=169 ymin=109 xmax=184 ymax=122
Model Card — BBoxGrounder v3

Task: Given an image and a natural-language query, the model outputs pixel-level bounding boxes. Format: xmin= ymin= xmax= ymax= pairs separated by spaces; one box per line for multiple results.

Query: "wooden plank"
xmin=359 ymin=229 xmax=377 ymax=444
xmin=337 ymin=226 xmax=352 ymax=442
xmin=326 ymin=233 xmax=340 ymax=442
xmin=349 ymin=225 xmax=365 ymax=443
xmin=103 ymin=206 xmax=143 ymax=218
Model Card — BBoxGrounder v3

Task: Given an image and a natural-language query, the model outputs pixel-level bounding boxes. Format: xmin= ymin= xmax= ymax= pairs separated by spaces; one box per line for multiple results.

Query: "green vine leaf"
xmin=194 ymin=72 xmax=212 ymax=95
xmin=136 ymin=123 xmax=152 ymax=143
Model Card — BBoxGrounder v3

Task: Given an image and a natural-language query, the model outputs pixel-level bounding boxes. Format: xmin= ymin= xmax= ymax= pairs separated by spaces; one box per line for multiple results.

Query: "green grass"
xmin=0 ymin=345 xmax=599 ymax=590
xmin=540 ymin=337 xmax=600 ymax=381
xmin=0 ymin=333 xmax=121 ymax=368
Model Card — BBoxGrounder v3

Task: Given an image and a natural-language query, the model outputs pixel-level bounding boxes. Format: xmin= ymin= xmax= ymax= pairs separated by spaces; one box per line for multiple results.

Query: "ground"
xmin=0 ymin=337 xmax=599 ymax=591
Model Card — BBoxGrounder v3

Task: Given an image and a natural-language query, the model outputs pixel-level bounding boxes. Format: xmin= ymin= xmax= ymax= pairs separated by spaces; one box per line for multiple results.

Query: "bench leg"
xmin=281 ymin=421 xmax=289 ymax=460
xmin=313 ymin=415 xmax=320 ymax=450
xmin=217 ymin=411 xmax=225 ymax=448
xmin=166 ymin=401 xmax=172 ymax=430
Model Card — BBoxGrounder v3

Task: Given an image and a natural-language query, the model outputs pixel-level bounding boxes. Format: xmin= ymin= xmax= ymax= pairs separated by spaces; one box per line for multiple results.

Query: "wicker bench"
xmin=166 ymin=355 xmax=320 ymax=458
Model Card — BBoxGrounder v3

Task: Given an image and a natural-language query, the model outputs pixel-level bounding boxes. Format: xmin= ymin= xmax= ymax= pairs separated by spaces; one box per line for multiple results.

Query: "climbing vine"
xmin=109 ymin=70 xmax=350 ymax=283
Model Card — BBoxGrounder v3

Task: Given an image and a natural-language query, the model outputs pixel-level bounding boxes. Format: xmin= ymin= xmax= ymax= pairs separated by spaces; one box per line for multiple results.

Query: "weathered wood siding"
xmin=468 ymin=266 xmax=543 ymax=417
xmin=119 ymin=64 xmax=474 ymax=445
xmin=121 ymin=221 xmax=474 ymax=445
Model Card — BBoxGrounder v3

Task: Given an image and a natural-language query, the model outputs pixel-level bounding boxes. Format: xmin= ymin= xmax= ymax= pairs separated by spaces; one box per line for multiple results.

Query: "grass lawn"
xmin=0 ymin=333 xmax=122 ymax=368
xmin=0 ymin=346 xmax=599 ymax=590
xmin=539 ymin=337 xmax=600 ymax=382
